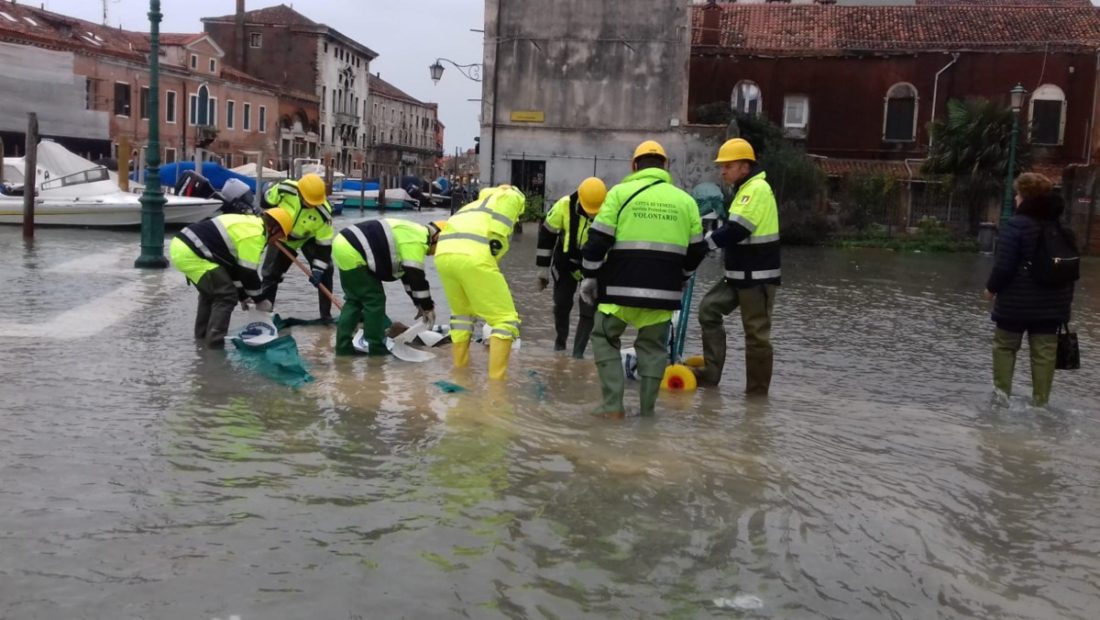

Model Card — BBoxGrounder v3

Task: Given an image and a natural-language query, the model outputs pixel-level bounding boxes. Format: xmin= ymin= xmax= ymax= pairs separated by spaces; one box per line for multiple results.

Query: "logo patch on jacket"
xmin=740 ymin=195 xmax=751 ymax=204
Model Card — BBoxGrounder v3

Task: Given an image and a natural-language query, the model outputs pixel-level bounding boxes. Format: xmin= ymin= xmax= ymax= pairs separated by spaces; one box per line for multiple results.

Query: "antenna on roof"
xmin=102 ymin=0 xmax=107 ymax=25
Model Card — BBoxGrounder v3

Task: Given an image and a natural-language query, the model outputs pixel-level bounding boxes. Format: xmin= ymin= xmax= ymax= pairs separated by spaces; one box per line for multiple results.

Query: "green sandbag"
xmin=229 ymin=334 xmax=315 ymax=389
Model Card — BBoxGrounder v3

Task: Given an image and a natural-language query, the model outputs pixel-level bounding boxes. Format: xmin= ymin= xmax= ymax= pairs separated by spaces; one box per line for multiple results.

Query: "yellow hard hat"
xmin=577 ymin=177 xmax=607 ymax=215
xmin=297 ymin=173 xmax=327 ymax=206
xmin=263 ymin=207 xmax=294 ymax=236
xmin=632 ymin=140 xmax=667 ymax=162
xmin=714 ymin=138 xmax=756 ymax=163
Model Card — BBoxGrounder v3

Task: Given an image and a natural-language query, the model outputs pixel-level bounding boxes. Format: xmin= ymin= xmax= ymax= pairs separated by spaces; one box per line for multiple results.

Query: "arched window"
xmin=731 ymin=80 xmax=762 ymax=116
xmin=883 ymin=82 xmax=918 ymax=142
xmin=1029 ymin=84 xmax=1066 ymax=145
xmin=190 ymin=84 xmax=211 ymax=126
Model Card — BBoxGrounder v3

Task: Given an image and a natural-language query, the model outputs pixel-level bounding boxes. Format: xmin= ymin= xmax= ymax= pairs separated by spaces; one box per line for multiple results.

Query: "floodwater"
xmin=1 ymin=210 xmax=1099 ymax=620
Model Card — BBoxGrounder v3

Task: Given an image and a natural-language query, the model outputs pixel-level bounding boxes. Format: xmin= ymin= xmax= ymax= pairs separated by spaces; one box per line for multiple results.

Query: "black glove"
xmin=489 ymin=239 xmax=503 ymax=256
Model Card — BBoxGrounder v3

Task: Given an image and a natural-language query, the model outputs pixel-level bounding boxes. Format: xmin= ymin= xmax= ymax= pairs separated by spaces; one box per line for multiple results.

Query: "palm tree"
xmin=923 ymin=98 xmax=1030 ymax=231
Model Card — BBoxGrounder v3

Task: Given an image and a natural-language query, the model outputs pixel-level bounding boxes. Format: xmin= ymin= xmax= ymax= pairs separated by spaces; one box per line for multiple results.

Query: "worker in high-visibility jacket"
xmin=580 ymin=141 xmax=707 ymax=416
xmin=169 ymin=208 xmax=294 ymax=348
xmin=536 ymin=177 xmax=607 ymax=358
xmin=332 ymin=218 xmax=445 ymax=356
xmin=693 ymin=138 xmax=780 ymax=395
xmin=435 ymin=185 xmax=526 ymax=379
xmin=259 ymin=173 xmax=336 ymax=319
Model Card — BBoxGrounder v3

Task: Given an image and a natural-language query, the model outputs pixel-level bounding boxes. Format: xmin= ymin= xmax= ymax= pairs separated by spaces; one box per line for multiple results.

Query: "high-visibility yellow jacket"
xmin=176 ymin=214 xmax=267 ymax=298
xmin=536 ymin=193 xmax=592 ymax=276
xmin=436 ymin=187 xmax=525 ymax=262
xmin=706 ymin=169 xmax=781 ymax=287
xmin=581 ymin=167 xmax=706 ymax=310
xmin=264 ymin=178 xmax=335 ymax=271
xmin=334 ymin=218 xmax=435 ymax=310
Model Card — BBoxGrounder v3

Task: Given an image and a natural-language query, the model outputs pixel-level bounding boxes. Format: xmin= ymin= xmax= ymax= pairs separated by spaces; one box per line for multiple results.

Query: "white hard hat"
xmin=220 ymin=178 xmax=251 ymax=202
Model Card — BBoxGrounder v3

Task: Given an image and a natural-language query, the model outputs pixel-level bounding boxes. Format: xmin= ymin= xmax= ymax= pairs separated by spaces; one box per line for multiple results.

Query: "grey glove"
xmin=579 ymin=278 xmax=598 ymax=305
xmin=537 ymin=271 xmax=550 ymax=291
xmin=417 ymin=308 xmax=436 ymax=328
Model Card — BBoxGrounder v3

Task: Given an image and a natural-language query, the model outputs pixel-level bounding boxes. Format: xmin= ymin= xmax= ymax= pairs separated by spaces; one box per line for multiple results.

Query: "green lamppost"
xmin=135 ymin=0 xmax=168 ymax=268
xmin=1000 ymin=83 xmax=1027 ymax=224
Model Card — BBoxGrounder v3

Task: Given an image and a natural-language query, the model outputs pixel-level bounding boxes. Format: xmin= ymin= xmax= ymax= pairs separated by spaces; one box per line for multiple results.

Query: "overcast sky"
xmin=40 ymin=0 xmax=485 ymax=153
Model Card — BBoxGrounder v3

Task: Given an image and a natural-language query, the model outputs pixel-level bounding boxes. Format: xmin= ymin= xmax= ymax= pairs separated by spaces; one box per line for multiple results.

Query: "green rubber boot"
xmin=1029 ymin=333 xmax=1058 ymax=407
xmin=992 ymin=328 xmax=1022 ymax=397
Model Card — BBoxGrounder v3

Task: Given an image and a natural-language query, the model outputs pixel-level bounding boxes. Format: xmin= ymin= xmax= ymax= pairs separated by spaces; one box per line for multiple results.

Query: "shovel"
xmin=354 ymin=320 xmax=435 ymax=363
xmin=273 ymin=240 xmax=343 ymax=311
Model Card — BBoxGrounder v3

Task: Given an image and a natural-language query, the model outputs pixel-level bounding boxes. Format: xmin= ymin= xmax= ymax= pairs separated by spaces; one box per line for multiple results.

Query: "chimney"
xmin=235 ymin=0 xmax=246 ymax=71
xmin=699 ymin=0 xmax=721 ymax=47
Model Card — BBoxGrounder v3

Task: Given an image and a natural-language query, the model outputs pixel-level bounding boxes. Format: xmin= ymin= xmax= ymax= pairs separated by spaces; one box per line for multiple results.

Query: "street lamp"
xmin=429 ymin=58 xmax=482 ymax=83
xmin=135 ymin=0 xmax=167 ymax=268
xmin=1000 ymin=83 xmax=1027 ymax=224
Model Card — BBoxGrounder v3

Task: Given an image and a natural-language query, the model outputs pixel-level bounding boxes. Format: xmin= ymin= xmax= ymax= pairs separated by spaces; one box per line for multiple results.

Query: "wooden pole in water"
xmin=359 ymin=166 xmax=366 ymax=215
xmin=22 ymin=113 xmax=37 ymax=239
xmin=118 ymin=135 xmax=130 ymax=192
xmin=0 ymin=136 xmax=5 ymax=184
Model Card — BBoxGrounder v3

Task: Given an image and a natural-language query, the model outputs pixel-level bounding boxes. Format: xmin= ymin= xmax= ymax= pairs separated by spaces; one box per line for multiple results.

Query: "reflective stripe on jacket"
xmin=536 ymin=192 xmax=592 ymax=273
xmin=581 ymin=168 xmax=707 ymax=310
xmin=264 ymin=179 xmax=335 ymax=271
xmin=176 ymin=214 xmax=267 ymax=297
xmin=337 ymin=218 xmax=435 ymax=310
xmin=706 ymin=170 xmax=781 ymax=287
xmin=436 ymin=187 xmax=524 ymax=261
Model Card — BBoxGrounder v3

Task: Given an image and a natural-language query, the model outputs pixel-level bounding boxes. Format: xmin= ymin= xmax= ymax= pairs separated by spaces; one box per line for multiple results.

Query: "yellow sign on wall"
xmin=510 ymin=110 xmax=545 ymax=123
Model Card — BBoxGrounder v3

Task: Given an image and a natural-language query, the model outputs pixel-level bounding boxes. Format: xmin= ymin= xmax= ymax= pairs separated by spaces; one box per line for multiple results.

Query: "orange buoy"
xmin=661 ymin=364 xmax=698 ymax=391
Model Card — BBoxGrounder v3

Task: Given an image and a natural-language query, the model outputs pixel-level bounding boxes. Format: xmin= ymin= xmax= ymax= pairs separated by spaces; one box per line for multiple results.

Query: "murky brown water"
xmin=2 ymin=212 xmax=1099 ymax=619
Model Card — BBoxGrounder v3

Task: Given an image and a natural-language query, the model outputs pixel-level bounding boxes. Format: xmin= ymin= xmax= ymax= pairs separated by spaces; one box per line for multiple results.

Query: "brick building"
xmin=367 ymin=74 xmax=443 ymax=184
xmin=203 ymin=3 xmax=377 ymax=175
xmin=0 ymin=3 xmax=279 ymax=167
xmin=691 ymin=3 xmax=1100 ymax=167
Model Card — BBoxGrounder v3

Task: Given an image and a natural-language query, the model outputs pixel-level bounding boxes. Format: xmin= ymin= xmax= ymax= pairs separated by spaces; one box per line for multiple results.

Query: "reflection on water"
xmin=1 ymin=219 xmax=1099 ymax=619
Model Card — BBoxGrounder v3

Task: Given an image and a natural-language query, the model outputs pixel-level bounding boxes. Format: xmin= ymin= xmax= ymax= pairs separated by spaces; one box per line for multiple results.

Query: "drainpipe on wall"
xmin=928 ymin=52 xmax=959 ymax=151
xmin=1085 ymin=47 xmax=1100 ymax=165
xmin=488 ymin=0 xmax=503 ymax=186
xmin=235 ymin=0 xmax=246 ymax=71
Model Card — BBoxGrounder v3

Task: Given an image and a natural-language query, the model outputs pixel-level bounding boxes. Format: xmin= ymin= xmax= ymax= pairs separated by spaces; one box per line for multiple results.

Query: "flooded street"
xmin=2 ymin=212 xmax=1099 ymax=619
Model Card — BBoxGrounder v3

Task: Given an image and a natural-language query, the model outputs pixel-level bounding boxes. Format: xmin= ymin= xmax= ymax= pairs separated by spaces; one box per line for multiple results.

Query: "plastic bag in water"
xmin=713 ymin=594 xmax=764 ymax=611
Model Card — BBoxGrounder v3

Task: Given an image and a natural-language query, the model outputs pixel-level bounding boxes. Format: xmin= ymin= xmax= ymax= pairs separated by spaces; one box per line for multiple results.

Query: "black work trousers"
xmin=552 ymin=266 xmax=595 ymax=358
xmin=260 ymin=241 xmax=335 ymax=319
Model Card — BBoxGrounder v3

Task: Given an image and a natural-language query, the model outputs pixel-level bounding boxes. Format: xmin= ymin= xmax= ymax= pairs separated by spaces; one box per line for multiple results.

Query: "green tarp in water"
xmin=229 ymin=334 xmax=315 ymax=389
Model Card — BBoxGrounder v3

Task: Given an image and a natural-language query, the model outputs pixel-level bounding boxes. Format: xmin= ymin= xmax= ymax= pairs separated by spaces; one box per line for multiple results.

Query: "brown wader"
xmin=194 ymin=267 xmax=239 ymax=348
xmin=696 ymin=280 xmax=777 ymax=394
xmin=551 ymin=266 xmax=596 ymax=358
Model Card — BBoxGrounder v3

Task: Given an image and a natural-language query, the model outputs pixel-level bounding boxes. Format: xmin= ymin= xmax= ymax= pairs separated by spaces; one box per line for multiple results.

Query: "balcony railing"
xmin=333 ymin=111 xmax=359 ymax=127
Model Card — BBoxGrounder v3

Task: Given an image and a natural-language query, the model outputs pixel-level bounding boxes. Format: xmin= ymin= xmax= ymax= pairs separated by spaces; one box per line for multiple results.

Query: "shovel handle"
xmin=273 ymin=240 xmax=343 ymax=311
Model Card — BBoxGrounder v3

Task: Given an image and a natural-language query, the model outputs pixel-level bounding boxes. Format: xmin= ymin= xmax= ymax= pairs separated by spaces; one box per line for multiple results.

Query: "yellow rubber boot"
xmin=488 ymin=337 xmax=512 ymax=380
xmin=452 ymin=338 xmax=471 ymax=369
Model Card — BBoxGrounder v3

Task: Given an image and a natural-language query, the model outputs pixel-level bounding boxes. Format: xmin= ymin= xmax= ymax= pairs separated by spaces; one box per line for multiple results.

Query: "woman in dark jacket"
xmin=983 ymin=173 xmax=1074 ymax=406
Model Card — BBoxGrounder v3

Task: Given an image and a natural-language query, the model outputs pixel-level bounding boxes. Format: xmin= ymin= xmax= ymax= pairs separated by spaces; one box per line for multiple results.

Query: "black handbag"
xmin=1056 ymin=322 xmax=1081 ymax=370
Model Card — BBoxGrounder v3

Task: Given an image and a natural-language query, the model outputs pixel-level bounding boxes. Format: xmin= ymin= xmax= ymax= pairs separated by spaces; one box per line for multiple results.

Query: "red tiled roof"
xmin=204 ymin=4 xmax=316 ymax=27
xmin=816 ymin=157 xmax=1065 ymax=186
xmin=692 ymin=5 xmax=1100 ymax=54
xmin=816 ymin=158 xmax=912 ymax=179
xmin=916 ymin=0 xmax=1089 ymax=5
xmin=158 ymin=32 xmax=207 ymax=46
xmin=369 ymin=74 xmax=426 ymax=106
xmin=0 ymin=3 xmax=145 ymax=61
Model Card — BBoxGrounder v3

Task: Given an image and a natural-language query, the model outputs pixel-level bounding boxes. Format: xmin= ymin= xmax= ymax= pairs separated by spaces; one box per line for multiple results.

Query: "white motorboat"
xmin=0 ymin=142 xmax=222 ymax=227
xmin=339 ymin=187 xmax=419 ymax=210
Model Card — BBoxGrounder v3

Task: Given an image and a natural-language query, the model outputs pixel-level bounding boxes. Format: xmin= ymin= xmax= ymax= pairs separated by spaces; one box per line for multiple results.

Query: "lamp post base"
xmin=134 ymin=254 xmax=169 ymax=269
